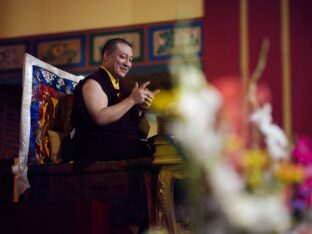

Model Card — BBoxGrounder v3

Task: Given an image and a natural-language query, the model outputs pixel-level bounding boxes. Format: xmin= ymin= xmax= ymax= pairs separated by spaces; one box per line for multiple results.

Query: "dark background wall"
xmin=0 ymin=85 xmax=21 ymax=159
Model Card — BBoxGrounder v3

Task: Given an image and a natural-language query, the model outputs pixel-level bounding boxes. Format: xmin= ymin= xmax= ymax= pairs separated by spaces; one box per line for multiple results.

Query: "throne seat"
xmin=15 ymin=54 xmax=156 ymax=232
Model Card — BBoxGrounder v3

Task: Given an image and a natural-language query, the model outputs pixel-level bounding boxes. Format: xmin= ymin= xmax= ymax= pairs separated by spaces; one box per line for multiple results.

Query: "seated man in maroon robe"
xmin=69 ymin=38 xmax=158 ymax=163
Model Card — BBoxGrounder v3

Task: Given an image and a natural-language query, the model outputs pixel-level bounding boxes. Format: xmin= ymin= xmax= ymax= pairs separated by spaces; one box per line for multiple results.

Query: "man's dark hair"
xmin=101 ymin=38 xmax=132 ymax=59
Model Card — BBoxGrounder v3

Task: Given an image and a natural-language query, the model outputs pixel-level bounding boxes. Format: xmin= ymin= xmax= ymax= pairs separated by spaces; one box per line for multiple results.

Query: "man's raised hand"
xmin=129 ymin=81 xmax=150 ymax=104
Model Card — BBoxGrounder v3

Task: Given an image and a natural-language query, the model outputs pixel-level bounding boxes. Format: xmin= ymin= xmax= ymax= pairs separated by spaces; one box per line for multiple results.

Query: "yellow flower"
xmin=275 ymin=162 xmax=306 ymax=184
xmin=243 ymin=149 xmax=269 ymax=169
xmin=243 ymin=168 xmax=261 ymax=189
xmin=242 ymin=149 xmax=269 ymax=189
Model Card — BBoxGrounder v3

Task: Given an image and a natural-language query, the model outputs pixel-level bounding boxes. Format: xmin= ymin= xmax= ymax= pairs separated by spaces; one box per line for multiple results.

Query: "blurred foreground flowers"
xmin=150 ymin=40 xmax=312 ymax=233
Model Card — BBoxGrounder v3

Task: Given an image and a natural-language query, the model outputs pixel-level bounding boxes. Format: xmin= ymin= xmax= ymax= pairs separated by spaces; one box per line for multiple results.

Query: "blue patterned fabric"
xmin=28 ymin=66 xmax=77 ymax=164
xmin=20 ymin=54 xmax=84 ymax=165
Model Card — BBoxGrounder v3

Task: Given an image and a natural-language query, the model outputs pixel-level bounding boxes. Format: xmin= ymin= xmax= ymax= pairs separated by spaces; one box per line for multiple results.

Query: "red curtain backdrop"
xmin=203 ymin=0 xmax=312 ymax=138
xmin=289 ymin=0 xmax=312 ymax=138
xmin=203 ymin=1 xmax=240 ymax=80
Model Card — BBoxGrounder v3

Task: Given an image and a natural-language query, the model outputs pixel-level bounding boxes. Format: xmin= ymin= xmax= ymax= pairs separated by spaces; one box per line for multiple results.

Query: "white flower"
xmin=250 ymin=103 xmax=289 ymax=160
xmin=225 ymin=193 xmax=290 ymax=233
xmin=171 ymin=64 xmax=224 ymax=161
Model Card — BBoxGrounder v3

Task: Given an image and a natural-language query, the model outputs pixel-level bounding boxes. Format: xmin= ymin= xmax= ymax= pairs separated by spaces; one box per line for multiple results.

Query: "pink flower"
xmin=293 ymin=136 xmax=312 ymax=166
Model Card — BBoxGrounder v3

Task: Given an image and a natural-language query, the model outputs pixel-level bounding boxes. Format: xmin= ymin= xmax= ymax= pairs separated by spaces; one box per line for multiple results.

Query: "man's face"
xmin=106 ymin=43 xmax=133 ymax=79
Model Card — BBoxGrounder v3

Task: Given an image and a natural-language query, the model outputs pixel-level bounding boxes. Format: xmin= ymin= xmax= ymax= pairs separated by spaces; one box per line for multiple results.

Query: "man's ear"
xmin=103 ymin=51 xmax=110 ymax=62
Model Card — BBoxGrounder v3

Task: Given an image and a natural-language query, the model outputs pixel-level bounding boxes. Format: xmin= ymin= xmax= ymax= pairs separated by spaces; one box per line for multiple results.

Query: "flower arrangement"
xmin=151 ymin=38 xmax=312 ymax=233
xmin=291 ymin=136 xmax=312 ymax=220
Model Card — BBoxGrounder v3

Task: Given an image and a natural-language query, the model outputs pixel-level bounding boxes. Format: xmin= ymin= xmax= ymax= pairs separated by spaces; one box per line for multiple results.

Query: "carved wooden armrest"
xmin=156 ymin=164 xmax=186 ymax=234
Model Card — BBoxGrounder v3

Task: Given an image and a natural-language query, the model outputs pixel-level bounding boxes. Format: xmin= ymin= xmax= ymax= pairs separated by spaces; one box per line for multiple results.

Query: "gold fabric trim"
xmin=280 ymin=0 xmax=292 ymax=138
xmin=240 ymin=0 xmax=250 ymax=144
xmin=240 ymin=0 xmax=249 ymax=90
xmin=100 ymin=66 xmax=120 ymax=91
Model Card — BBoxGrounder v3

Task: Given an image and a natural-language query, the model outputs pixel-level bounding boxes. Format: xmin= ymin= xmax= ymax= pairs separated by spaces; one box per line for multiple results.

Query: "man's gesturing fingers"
xmin=153 ymin=90 xmax=160 ymax=96
xmin=139 ymin=81 xmax=150 ymax=90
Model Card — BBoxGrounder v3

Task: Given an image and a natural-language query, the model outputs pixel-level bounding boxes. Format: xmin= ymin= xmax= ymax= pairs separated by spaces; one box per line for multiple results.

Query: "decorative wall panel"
xmin=35 ymin=35 xmax=85 ymax=67
xmin=90 ymin=29 xmax=144 ymax=65
xmin=0 ymin=42 xmax=28 ymax=71
xmin=148 ymin=22 xmax=202 ymax=61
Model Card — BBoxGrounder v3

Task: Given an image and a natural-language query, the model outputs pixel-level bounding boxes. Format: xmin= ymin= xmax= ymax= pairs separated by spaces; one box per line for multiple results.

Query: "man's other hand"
xmin=138 ymin=89 xmax=160 ymax=110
